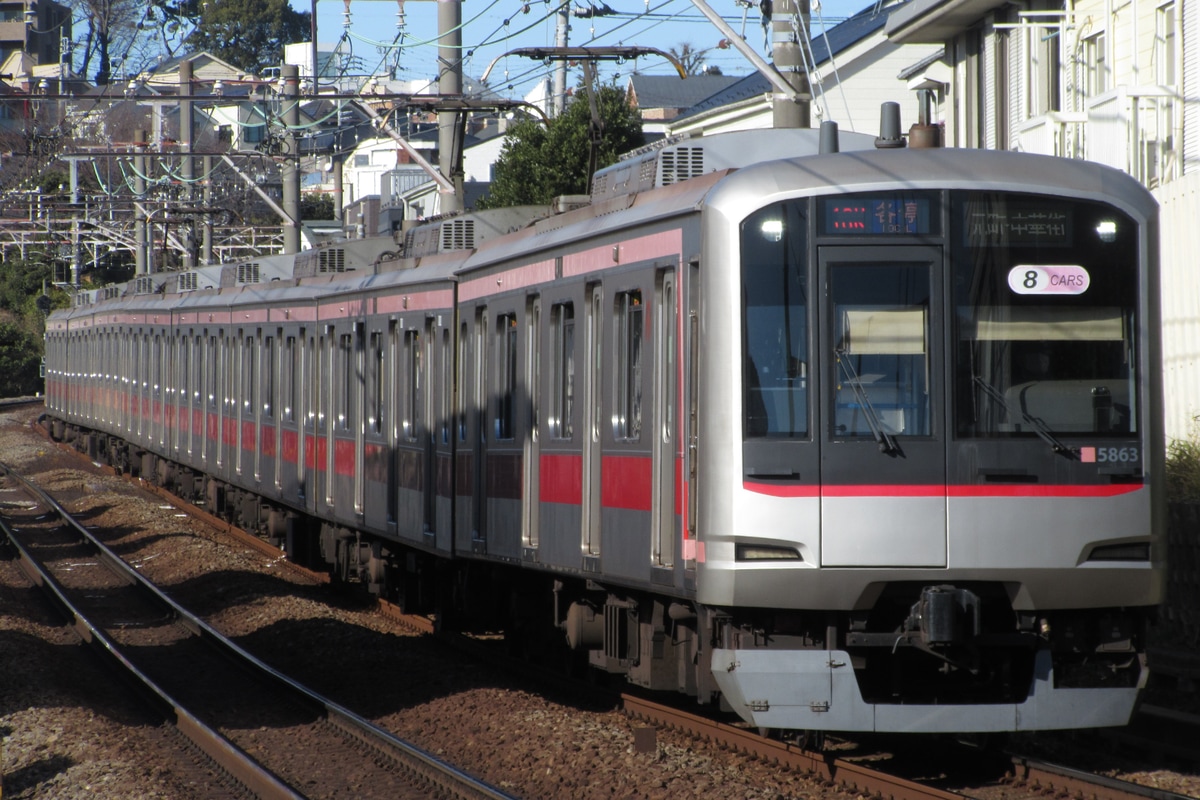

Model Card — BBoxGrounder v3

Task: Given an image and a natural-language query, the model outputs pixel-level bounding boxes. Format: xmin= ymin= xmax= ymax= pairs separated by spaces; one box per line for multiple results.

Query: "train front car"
xmin=698 ymin=147 xmax=1162 ymax=734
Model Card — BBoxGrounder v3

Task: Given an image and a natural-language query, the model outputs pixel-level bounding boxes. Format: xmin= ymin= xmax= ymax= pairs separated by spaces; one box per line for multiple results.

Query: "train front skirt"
xmin=710 ymin=647 xmax=1145 ymax=732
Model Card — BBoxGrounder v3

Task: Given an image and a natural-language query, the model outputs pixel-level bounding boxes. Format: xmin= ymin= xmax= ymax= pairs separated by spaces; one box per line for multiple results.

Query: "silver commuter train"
xmin=43 ymin=123 xmax=1163 ymax=735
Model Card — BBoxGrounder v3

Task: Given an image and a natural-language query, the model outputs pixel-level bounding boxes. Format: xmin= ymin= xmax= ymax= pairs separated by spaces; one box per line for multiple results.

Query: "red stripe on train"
xmin=744 ymin=482 xmax=1144 ymax=498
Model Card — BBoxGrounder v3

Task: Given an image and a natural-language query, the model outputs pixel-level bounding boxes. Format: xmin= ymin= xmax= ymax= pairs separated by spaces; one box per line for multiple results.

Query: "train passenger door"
xmin=581 ymin=283 xmax=603 ymax=563
xmin=523 ymin=295 xmax=541 ymax=555
xmin=817 ymin=246 xmax=946 ymax=567
xmin=652 ymin=269 xmax=677 ymax=571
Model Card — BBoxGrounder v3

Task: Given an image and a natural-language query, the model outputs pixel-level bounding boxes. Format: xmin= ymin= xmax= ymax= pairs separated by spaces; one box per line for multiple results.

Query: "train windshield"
xmin=951 ymin=192 xmax=1139 ymax=438
xmin=742 ymin=201 xmax=809 ymax=437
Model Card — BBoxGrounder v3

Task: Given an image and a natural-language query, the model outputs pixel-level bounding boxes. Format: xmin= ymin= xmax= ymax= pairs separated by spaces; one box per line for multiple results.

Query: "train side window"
xmin=614 ymin=290 xmax=643 ymax=441
xmin=550 ymin=302 xmax=575 ymax=440
xmin=496 ymin=313 xmax=517 ymax=440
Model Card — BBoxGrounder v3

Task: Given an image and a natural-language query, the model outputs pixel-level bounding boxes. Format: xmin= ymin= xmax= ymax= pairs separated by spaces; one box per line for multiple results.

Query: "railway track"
xmin=0 ymin=459 xmax=516 ymax=800
xmin=15 ymin=410 xmax=1200 ymax=800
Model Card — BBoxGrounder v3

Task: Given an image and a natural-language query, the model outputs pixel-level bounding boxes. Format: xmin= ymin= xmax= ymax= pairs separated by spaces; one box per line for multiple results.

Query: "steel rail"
xmin=0 ymin=460 xmax=517 ymax=800
xmin=0 ymin=464 xmax=304 ymax=800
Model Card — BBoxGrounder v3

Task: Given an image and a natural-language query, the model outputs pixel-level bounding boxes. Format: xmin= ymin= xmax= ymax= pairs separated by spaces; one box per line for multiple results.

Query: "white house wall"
xmin=1155 ymin=172 xmax=1200 ymax=440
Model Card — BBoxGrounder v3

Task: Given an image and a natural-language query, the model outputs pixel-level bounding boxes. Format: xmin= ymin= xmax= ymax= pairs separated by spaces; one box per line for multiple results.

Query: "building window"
xmin=1084 ymin=32 xmax=1108 ymax=97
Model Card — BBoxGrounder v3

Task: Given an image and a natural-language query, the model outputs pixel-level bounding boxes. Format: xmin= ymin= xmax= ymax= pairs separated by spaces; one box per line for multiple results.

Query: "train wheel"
xmin=797 ymin=730 xmax=825 ymax=752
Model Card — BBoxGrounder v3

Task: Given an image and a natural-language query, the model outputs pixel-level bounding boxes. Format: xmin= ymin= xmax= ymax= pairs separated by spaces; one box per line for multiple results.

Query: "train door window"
xmin=830 ymin=263 xmax=931 ymax=439
xmin=369 ymin=331 xmax=383 ymax=434
xmin=403 ymin=328 xmax=422 ymax=441
xmin=337 ymin=332 xmax=352 ymax=431
xmin=263 ymin=334 xmax=275 ymax=420
xmin=495 ymin=313 xmax=517 ymax=440
xmin=653 ymin=272 xmax=677 ymax=568
xmin=244 ymin=334 xmax=257 ymax=420
xmin=550 ymin=302 xmax=575 ymax=440
xmin=440 ymin=327 xmax=451 ymax=444
xmin=314 ymin=333 xmax=326 ymax=430
xmin=284 ymin=336 xmax=298 ymax=422
xmin=458 ymin=321 xmax=469 ymax=442
xmin=614 ymin=290 xmax=643 ymax=441
xmin=476 ymin=309 xmax=488 ymax=437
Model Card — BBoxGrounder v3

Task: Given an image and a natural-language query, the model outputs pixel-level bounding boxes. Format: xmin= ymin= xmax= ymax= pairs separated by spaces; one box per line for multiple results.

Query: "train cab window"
xmin=614 ymin=291 xmax=643 ymax=441
xmin=550 ymin=302 xmax=575 ymax=440
xmin=741 ymin=201 xmax=810 ymax=438
xmin=951 ymin=193 xmax=1139 ymax=437
xmin=831 ymin=263 xmax=931 ymax=439
xmin=496 ymin=314 xmax=517 ymax=440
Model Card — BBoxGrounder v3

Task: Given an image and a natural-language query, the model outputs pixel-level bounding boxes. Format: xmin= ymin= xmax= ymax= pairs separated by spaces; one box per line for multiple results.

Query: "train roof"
xmin=706 ymin=146 xmax=1159 ymax=220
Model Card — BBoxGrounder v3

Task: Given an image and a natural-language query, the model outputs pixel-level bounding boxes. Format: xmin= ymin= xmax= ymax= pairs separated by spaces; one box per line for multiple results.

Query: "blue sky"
xmin=310 ymin=0 xmax=874 ymax=98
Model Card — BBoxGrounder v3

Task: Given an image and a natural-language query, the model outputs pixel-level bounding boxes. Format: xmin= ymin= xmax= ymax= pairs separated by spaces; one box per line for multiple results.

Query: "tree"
xmin=187 ymin=0 xmax=310 ymax=76
xmin=0 ymin=323 xmax=44 ymax=397
xmin=301 ymin=193 xmax=334 ymax=220
xmin=479 ymin=84 xmax=643 ymax=209
xmin=668 ymin=42 xmax=711 ymax=76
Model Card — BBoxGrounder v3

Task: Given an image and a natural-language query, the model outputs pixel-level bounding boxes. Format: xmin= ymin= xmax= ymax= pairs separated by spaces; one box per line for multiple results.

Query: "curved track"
xmin=0 ymin=459 xmax=515 ymax=800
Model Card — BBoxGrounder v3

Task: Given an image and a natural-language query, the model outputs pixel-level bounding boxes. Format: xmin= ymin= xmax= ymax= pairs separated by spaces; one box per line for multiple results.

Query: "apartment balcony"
xmin=1015 ymin=86 xmax=1180 ymax=189
xmin=1085 ymin=86 xmax=1179 ymax=188
xmin=1014 ymin=110 xmax=1087 ymax=159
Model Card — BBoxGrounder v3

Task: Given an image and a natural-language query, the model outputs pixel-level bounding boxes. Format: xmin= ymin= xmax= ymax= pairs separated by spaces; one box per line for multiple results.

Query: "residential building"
xmin=668 ymin=1 xmax=943 ymax=138
xmin=887 ymin=0 xmax=1200 ymax=441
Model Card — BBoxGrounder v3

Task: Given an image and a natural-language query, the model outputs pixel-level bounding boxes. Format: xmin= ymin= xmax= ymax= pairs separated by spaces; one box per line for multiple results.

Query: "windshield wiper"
xmin=835 ymin=347 xmax=900 ymax=455
xmin=973 ymin=376 xmax=1078 ymax=460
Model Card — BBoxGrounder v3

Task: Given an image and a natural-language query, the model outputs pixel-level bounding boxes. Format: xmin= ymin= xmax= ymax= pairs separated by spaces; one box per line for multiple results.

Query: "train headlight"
xmin=735 ymin=544 xmax=801 ymax=561
xmin=1095 ymin=220 xmax=1118 ymax=243
xmin=760 ymin=219 xmax=784 ymax=242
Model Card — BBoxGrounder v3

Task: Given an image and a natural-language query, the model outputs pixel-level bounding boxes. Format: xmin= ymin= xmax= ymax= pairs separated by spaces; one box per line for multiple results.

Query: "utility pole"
xmin=281 ymin=63 xmax=301 ymax=254
xmin=180 ymin=59 xmax=196 ymax=268
xmin=438 ymin=0 xmax=464 ymax=213
xmin=553 ymin=2 xmax=569 ymax=117
xmin=771 ymin=0 xmax=811 ymax=129
xmin=134 ymin=129 xmax=148 ymax=275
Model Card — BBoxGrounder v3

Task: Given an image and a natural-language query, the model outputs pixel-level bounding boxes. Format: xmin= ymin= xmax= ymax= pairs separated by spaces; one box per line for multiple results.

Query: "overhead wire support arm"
xmin=480 ymin=46 xmax=689 ymax=83
xmin=687 ymin=0 xmax=810 ymax=105
xmin=354 ymin=99 xmax=455 ymax=194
